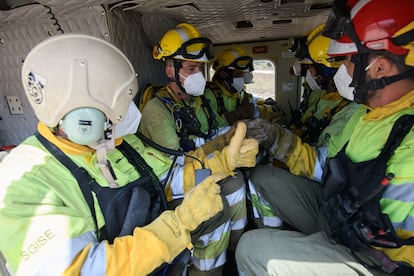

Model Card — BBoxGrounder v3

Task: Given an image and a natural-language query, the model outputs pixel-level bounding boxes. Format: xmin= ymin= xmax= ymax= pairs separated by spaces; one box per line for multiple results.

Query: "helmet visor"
xmin=228 ymin=56 xmax=254 ymax=72
xmin=173 ymin=37 xmax=213 ymax=60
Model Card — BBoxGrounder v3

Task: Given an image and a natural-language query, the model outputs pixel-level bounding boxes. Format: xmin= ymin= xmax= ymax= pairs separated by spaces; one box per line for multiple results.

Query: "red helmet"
xmin=324 ymin=0 xmax=413 ymax=55
xmin=325 ymin=0 xmax=414 ymax=104
xmin=350 ymin=0 xmax=413 ymax=55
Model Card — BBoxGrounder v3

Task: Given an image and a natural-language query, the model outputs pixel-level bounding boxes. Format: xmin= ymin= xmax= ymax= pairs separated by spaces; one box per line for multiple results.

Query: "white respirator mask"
xmin=334 ymin=64 xmax=355 ymax=101
xmin=305 ymin=69 xmax=321 ymax=91
xmin=231 ymin=77 xmax=245 ymax=92
xmin=114 ymin=102 xmax=142 ymax=139
xmin=179 ymin=71 xmax=206 ymax=96
xmin=243 ymin=72 xmax=254 ymax=84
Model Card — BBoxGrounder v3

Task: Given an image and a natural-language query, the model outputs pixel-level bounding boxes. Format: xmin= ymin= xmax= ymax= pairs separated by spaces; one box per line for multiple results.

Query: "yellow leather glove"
xmin=183 ymin=121 xmax=258 ymax=190
xmin=200 ymin=124 xmax=236 ymax=155
xmin=221 ymin=121 xmax=258 ymax=170
xmin=142 ymin=174 xmax=224 ymax=260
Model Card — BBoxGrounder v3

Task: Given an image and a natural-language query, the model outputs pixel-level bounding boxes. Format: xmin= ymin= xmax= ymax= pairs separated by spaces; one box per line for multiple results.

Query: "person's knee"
xmin=235 ymin=231 xmax=253 ymax=261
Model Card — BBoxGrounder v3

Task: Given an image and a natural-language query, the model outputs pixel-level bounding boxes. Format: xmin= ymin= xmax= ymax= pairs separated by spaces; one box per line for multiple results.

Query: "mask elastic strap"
xmin=223 ymin=68 xmax=238 ymax=93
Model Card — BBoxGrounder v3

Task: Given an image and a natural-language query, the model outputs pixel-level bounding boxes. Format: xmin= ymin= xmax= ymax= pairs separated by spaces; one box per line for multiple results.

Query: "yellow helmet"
xmin=212 ymin=47 xmax=254 ymax=72
xmin=307 ymin=24 xmax=343 ymax=68
xmin=153 ymin=23 xmax=212 ymax=62
xmin=394 ymin=21 xmax=414 ymax=67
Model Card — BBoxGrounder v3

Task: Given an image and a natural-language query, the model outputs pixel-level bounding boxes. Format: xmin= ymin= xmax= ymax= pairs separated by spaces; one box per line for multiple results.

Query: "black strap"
xmin=200 ymin=94 xmax=217 ymax=139
xmin=346 ymin=114 xmax=414 ymax=246
xmin=35 ymin=133 xmax=99 ymax=231
xmin=116 ymin=140 xmax=168 ymax=210
xmin=209 ymin=82 xmax=228 ymax=114
xmin=375 ymin=114 xmax=414 ymax=165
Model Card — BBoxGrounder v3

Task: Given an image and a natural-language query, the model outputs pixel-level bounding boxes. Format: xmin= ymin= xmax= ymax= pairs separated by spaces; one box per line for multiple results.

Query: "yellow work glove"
xmin=143 ymin=174 xmax=225 ymax=261
xmin=183 ymin=121 xmax=258 ymax=190
xmin=219 ymin=121 xmax=258 ymax=170
xmin=200 ymin=124 xmax=236 ymax=155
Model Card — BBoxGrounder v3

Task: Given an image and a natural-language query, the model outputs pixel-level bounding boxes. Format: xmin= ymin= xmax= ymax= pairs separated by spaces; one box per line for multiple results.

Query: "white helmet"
xmin=22 ymin=34 xmax=138 ymax=128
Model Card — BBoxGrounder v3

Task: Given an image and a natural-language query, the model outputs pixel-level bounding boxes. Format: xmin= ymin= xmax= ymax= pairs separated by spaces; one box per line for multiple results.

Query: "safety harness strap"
xmin=36 ymin=133 xmax=167 ymax=242
xmin=322 ymin=114 xmax=414 ymax=250
xmin=156 ymin=93 xmax=214 ymax=151
xmin=36 ymin=133 xmax=99 ymax=231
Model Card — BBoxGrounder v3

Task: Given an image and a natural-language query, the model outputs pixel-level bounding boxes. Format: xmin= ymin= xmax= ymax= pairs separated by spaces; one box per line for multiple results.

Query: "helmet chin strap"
xmin=173 ymin=59 xmax=188 ymax=97
xmin=222 ymin=68 xmax=238 ymax=93
xmin=89 ymin=127 xmax=119 ymax=188
xmin=351 ymin=53 xmax=369 ymax=103
xmin=351 ymin=53 xmax=414 ymax=104
xmin=367 ymin=69 xmax=414 ymax=90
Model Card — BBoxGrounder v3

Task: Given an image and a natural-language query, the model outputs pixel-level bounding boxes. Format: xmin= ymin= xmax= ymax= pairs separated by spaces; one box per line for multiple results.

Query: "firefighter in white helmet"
xmin=0 ymin=33 xmax=258 ymax=275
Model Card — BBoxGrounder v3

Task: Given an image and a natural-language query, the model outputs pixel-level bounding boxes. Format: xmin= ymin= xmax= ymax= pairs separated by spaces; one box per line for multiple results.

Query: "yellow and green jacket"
xmin=288 ymin=90 xmax=414 ymax=267
xmin=0 ymin=122 xmax=230 ymax=275
xmin=139 ymin=86 xmax=228 ymax=151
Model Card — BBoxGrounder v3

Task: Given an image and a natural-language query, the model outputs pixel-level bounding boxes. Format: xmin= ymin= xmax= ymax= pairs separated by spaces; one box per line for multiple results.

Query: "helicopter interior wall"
xmin=0 ymin=4 xmax=177 ymax=146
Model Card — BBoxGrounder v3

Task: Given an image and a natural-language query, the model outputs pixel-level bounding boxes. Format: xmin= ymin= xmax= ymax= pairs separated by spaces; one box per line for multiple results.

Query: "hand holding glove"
xmin=246 ymin=118 xmax=296 ymax=162
xmin=142 ymin=173 xmax=225 ymax=260
xmin=246 ymin=118 xmax=317 ymax=178
xmin=224 ymin=102 xmax=255 ymax=124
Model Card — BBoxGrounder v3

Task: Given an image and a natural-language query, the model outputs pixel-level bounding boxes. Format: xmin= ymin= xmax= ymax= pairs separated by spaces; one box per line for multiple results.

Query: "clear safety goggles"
xmin=327 ymin=56 xmax=347 ymax=63
xmin=228 ymin=56 xmax=254 ymax=72
xmin=172 ymin=37 xmax=213 ymax=60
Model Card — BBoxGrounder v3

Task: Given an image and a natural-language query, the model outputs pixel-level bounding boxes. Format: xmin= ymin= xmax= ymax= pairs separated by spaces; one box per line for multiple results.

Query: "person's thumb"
xmin=227 ymin=121 xmax=247 ymax=168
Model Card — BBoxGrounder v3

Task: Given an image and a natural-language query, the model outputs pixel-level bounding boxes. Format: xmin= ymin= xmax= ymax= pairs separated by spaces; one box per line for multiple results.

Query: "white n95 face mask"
xmin=334 ymin=64 xmax=354 ymax=101
xmin=243 ymin=72 xmax=254 ymax=84
xmin=305 ymin=69 xmax=321 ymax=91
xmin=292 ymin=60 xmax=302 ymax=76
xmin=114 ymin=102 xmax=142 ymax=139
xmin=231 ymin=77 xmax=245 ymax=92
xmin=179 ymin=71 xmax=206 ymax=96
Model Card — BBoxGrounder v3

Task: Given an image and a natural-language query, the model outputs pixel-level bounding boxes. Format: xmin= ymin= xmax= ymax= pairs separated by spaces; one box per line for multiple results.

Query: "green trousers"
xmin=236 ymin=165 xmax=389 ymax=276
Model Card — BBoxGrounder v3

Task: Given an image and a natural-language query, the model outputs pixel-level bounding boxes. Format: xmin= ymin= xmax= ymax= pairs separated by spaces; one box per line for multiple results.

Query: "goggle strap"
xmin=229 ymin=56 xmax=254 ymax=71
xmin=172 ymin=37 xmax=213 ymax=60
